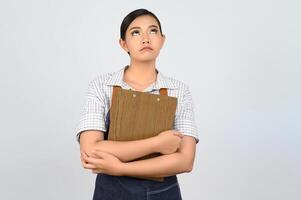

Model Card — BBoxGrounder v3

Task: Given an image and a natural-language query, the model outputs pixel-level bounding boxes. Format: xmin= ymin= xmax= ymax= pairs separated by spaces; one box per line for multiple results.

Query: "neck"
xmin=124 ymin=60 xmax=157 ymax=85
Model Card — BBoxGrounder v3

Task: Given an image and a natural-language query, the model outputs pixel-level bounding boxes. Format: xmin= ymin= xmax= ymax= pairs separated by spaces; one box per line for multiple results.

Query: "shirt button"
xmin=157 ymin=97 xmax=160 ymax=101
xmin=133 ymin=94 xmax=136 ymax=97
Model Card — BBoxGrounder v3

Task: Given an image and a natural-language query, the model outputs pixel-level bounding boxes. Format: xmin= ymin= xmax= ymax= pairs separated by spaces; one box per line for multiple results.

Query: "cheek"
xmin=126 ymin=39 xmax=140 ymax=50
xmin=153 ymin=41 xmax=163 ymax=51
xmin=152 ymin=36 xmax=163 ymax=47
xmin=124 ymin=43 xmax=136 ymax=52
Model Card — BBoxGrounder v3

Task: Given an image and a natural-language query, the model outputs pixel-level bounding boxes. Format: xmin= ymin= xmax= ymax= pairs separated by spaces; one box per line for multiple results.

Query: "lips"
xmin=140 ymin=46 xmax=153 ymax=51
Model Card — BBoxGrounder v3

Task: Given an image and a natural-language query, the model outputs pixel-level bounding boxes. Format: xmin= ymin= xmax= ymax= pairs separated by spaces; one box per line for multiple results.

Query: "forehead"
xmin=127 ymin=15 xmax=159 ymax=30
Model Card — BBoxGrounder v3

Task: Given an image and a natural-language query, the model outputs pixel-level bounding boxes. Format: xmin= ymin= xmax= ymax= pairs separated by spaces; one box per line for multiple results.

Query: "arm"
xmin=120 ymin=136 xmax=196 ymax=177
xmin=80 ymin=130 xmax=158 ymax=162
xmin=79 ymin=130 xmax=182 ymax=162
xmin=82 ymin=135 xmax=196 ymax=177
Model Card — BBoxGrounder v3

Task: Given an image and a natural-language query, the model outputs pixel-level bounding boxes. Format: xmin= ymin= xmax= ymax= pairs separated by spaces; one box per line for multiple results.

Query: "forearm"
xmin=93 ymin=137 xmax=159 ymax=162
xmin=120 ymin=152 xmax=191 ymax=178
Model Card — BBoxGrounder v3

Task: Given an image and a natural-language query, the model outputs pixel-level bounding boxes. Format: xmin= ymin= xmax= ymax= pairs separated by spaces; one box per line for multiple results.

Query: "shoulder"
xmin=88 ymin=68 xmax=120 ymax=89
xmin=160 ymin=74 xmax=194 ymax=105
xmin=85 ymin=70 xmax=116 ymax=98
xmin=89 ymin=71 xmax=114 ymax=86
xmin=161 ymin=73 xmax=191 ymax=97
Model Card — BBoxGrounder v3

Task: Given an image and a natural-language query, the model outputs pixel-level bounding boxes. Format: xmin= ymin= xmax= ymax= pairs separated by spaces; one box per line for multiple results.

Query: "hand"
xmin=81 ymin=150 xmax=124 ymax=176
xmin=155 ymin=130 xmax=183 ymax=155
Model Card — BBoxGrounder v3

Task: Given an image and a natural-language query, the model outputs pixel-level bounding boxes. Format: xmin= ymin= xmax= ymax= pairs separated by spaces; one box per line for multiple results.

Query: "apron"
xmin=93 ymin=85 xmax=182 ymax=200
xmin=93 ymin=173 xmax=182 ymax=200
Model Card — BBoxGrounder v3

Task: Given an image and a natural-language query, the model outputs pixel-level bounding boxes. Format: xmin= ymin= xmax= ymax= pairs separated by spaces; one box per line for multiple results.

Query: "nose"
xmin=141 ymin=33 xmax=150 ymax=44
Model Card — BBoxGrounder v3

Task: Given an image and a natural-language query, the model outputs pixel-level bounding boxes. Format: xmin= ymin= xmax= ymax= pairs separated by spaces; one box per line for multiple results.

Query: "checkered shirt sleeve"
xmin=76 ymin=80 xmax=107 ymax=142
xmin=174 ymin=84 xmax=199 ymax=144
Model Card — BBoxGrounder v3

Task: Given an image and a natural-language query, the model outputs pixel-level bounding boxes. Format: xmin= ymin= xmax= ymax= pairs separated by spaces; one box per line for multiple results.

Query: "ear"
xmin=119 ymin=38 xmax=129 ymax=53
xmin=160 ymin=34 xmax=166 ymax=49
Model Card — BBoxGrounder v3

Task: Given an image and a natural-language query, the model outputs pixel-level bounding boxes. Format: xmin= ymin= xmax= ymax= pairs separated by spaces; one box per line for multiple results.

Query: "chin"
xmin=139 ymin=57 xmax=157 ymax=62
xmin=136 ymin=53 xmax=159 ymax=61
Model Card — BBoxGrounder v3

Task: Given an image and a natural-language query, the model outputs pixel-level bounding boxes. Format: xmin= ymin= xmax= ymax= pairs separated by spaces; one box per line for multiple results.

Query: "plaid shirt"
xmin=76 ymin=65 xmax=199 ymax=144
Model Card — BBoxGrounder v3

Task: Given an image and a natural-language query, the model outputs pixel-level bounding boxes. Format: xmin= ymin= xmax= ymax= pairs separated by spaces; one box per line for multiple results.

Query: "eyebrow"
xmin=128 ymin=25 xmax=159 ymax=31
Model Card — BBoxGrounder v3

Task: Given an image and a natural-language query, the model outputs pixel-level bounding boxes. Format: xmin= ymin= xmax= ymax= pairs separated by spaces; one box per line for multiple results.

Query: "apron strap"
xmin=112 ymin=86 xmax=121 ymax=108
xmin=159 ymin=88 xmax=168 ymax=96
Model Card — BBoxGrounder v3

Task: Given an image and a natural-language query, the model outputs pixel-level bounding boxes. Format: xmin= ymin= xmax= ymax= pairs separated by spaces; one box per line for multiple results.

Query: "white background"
xmin=0 ymin=0 xmax=300 ymax=199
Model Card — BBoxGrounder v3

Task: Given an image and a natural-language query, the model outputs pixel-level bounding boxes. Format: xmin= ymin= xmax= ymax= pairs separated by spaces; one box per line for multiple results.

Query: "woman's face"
xmin=119 ymin=15 xmax=165 ymax=62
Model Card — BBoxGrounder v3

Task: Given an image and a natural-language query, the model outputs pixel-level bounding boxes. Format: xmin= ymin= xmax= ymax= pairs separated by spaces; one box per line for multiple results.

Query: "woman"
xmin=76 ymin=8 xmax=199 ymax=200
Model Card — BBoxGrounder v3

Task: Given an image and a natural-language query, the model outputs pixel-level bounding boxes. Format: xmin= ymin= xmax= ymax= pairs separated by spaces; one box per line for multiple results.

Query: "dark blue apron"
xmin=93 ymin=173 xmax=182 ymax=200
xmin=92 ymin=110 xmax=182 ymax=200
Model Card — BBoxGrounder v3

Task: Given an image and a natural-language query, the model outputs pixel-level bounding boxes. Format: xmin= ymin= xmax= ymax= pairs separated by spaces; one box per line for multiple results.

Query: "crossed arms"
xmin=79 ymin=130 xmax=196 ymax=178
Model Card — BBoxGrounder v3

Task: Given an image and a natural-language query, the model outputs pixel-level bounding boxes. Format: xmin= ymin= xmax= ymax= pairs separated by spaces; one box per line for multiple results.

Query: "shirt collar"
xmin=103 ymin=65 xmax=178 ymax=90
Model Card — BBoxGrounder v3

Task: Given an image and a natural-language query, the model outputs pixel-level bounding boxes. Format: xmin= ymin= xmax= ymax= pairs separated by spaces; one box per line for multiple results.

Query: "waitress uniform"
xmin=93 ymin=85 xmax=182 ymax=200
xmin=76 ymin=65 xmax=200 ymax=199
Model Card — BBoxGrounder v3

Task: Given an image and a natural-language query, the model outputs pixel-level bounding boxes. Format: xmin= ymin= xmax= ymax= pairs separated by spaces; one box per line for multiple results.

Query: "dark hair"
xmin=120 ymin=9 xmax=163 ymax=41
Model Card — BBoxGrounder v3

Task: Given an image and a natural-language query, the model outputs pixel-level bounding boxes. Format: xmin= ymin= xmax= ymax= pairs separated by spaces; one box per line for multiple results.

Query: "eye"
xmin=150 ymin=28 xmax=158 ymax=34
xmin=131 ymin=30 xmax=140 ymax=36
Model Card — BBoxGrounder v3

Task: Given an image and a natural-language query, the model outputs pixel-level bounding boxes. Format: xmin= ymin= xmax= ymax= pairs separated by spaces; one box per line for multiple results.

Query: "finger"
xmin=80 ymin=151 xmax=89 ymax=158
xmin=82 ymin=162 xmax=97 ymax=169
xmin=173 ymin=131 xmax=182 ymax=136
xmin=85 ymin=151 xmax=99 ymax=158
xmin=80 ymin=155 xmax=87 ymax=165
xmin=81 ymin=152 xmax=94 ymax=163
xmin=89 ymin=151 xmax=103 ymax=158
xmin=178 ymin=132 xmax=184 ymax=138
xmin=173 ymin=132 xmax=183 ymax=138
xmin=81 ymin=157 xmax=91 ymax=166
xmin=81 ymin=151 xmax=89 ymax=159
xmin=83 ymin=155 xmax=105 ymax=166
xmin=80 ymin=152 xmax=87 ymax=163
xmin=81 ymin=151 xmax=98 ymax=159
xmin=92 ymin=169 xmax=101 ymax=174
xmin=94 ymin=150 xmax=111 ymax=158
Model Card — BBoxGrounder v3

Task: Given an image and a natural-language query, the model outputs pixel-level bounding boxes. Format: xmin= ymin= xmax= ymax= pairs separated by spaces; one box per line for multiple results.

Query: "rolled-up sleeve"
xmin=76 ymin=80 xmax=107 ymax=143
xmin=174 ymin=84 xmax=199 ymax=144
